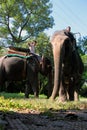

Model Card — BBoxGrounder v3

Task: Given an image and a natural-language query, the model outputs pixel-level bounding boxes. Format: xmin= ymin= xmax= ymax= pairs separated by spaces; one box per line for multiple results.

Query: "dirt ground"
xmin=0 ymin=109 xmax=87 ymax=130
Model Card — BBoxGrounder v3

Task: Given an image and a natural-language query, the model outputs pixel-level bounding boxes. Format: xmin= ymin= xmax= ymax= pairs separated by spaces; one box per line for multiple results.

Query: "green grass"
xmin=0 ymin=92 xmax=87 ymax=113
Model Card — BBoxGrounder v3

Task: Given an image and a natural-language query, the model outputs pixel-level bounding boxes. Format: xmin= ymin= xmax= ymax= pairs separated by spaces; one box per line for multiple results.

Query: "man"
xmin=28 ymin=40 xmax=41 ymax=61
xmin=66 ymin=26 xmax=71 ymax=32
xmin=28 ymin=40 xmax=37 ymax=54
xmin=65 ymin=26 xmax=75 ymax=44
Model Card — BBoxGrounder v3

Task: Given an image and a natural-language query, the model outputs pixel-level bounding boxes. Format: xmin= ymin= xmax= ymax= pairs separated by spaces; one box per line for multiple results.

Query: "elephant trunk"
xmin=51 ymin=44 xmax=62 ymax=99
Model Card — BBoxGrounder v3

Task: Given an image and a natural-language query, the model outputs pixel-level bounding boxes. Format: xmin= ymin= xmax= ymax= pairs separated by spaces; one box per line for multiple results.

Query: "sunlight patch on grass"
xmin=0 ymin=92 xmax=87 ymax=112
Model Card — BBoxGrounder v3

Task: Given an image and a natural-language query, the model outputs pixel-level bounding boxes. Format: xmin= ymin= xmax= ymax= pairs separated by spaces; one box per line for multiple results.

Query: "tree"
xmin=0 ymin=47 xmax=7 ymax=56
xmin=77 ymin=36 xmax=87 ymax=55
xmin=36 ymin=32 xmax=52 ymax=57
xmin=0 ymin=0 xmax=54 ymax=46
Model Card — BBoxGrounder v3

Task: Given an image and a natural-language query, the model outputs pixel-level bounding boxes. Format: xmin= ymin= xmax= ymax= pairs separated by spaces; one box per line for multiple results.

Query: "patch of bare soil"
xmin=0 ymin=109 xmax=87 ymax=130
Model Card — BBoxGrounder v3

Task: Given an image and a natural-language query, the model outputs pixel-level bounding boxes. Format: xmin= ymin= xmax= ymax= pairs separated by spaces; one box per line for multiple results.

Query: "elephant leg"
xmin=59 ymin=81 xmax=67 ymax=102
xmin=47 ymin=72 xmax=53 ymax=98
xmin=32 ymin=79 xmax=39 ymax=98
xmin=32 ymin=86 xmax=39 ymax=98
xmin=5 ymin=81 xmax=10 ymax=92
xmin=0 ymin=80 xmax=5 ymax=92
xmin=68 ymin=87 xmax=74 ymax=101
xmin=74 ymin=90 xmax=79 ymax=101
xmin=74 ymin=83 xmax=80 ymax=101
xmin=29 ymin=74 xmax=39 ymax=98
xmin=25 ymin=81 xmax=31 ymax=98
xmin=47 ymin=86 xmax=52 ymax=98
xmin=0 ymin=72 xmax=5 ymax=91
xmin=66 ymin=85 xmax=69 ymax=100
xmin=68 ymin=79 xmax=74 ymax=101
xmin=74 ymin=80 xmax=83 ymax=101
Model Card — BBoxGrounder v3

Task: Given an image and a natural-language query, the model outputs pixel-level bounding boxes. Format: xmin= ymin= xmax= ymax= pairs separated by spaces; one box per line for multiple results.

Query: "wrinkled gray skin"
xmin=0 ymin=55 xmax=52 ymax=98
xmin=50 ymin=30 xmax=84 ymax=102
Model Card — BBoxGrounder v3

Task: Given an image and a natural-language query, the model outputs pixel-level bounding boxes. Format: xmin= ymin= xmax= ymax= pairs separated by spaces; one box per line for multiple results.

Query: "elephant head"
xmin=50 ymin=30 xmax=76 ymax=101
xmin=37 ymin=55 xmax=53 ymax=97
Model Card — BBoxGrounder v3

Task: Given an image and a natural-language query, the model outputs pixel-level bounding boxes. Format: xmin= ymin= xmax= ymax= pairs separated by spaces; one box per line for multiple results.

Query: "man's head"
xmin=66 ymin=26 xmax=71 ymax=32
xmin=33 ymin=40 xmax=37 ymax=46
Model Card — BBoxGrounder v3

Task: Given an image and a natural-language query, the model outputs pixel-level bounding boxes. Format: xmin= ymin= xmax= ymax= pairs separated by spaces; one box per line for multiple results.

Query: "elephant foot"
xmin=74 ymin=98 xmax=79 ymax=101
xmin=74 ymin=91 xmax=79 ymax=101
xmin=58 ymin=97 xmax=67 ymax=102
xmin=49 ymin=96 xmax=56 ymax=101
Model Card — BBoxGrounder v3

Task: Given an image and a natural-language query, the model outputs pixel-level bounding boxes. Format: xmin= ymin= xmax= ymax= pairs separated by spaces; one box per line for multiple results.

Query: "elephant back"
xmin=27 ymin=55 xmax=40 ymax=72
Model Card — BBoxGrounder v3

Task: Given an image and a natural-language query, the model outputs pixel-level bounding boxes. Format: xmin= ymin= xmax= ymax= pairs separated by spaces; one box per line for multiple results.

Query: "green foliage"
xmin=77 ymin=36 xmax=87 ymax=55
xmin=76 ymin=37 xmax=87 ymax=97
xmin=0 ymin=0 xmax=54 ymax=46
xmin=80 ymin=55 xmax=87 ymax=97
xmin=0 ymin=47 xmax=8 ymax=56
xmin=80 ymin=84 xmax=87 ymax=97
xmin=36 ymin=32 xmax=53 ymax=63
xmin=82 ymin=54 xmax=87 ymax=65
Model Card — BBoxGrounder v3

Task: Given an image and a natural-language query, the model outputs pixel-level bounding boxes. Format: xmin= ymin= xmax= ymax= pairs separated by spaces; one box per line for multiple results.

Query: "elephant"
xmin=66 ymin=44 xmax=84 ymax=102
xmin=50 ymin=29 xmax=84 ymax=102
xmin=63 ymin=48 xmax=84 ymax=101
xmin=0 ymin=54 xmax=52 ymax=98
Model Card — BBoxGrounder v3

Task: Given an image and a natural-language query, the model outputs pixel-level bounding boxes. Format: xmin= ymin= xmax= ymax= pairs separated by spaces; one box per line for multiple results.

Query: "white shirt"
xmin=29 ymin=43 xmax=35 ymax=53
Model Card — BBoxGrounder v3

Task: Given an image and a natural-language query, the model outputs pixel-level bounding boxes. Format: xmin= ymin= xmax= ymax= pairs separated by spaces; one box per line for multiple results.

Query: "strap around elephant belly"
xmin=6 ymin=54 xmax=31 ymax=59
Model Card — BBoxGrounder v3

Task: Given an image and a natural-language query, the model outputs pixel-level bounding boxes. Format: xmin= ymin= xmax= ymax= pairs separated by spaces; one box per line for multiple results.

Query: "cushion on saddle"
xmin=6 ymin=54 xmax=31 ymax=59
xmin=9 ymin=46 xmax=30 ymax=53
xmin=8 ymin=49 xmax=28 ymax=56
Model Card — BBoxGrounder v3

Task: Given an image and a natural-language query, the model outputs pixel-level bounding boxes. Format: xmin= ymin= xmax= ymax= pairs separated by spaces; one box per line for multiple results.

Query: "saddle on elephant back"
xmin=8 ymin=46 xmax=30 ymax=56
xmin=7 ymin=46 xmax=41 ymax=62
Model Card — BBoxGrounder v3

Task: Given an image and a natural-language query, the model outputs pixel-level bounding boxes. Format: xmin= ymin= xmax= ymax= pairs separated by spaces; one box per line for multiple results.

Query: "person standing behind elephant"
xmin=66 ymin=26 xmax=71 ymax=32
xmin=65 ymin=26 xmax=77 ymax=48
xmin=65 ymin=26 xmax=74 ymax=37
xmin=28 ymin=40 xmax=37 ymax=54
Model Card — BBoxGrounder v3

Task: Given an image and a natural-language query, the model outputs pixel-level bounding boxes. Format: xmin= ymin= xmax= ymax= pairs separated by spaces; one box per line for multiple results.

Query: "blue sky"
xmin=45 ymin=0 xmax=87 ymax=38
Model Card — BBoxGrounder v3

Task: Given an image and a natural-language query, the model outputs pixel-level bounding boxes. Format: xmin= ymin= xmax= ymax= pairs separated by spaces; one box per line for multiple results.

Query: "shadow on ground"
xmin=0 ymin=108 xmax=87 ymax=130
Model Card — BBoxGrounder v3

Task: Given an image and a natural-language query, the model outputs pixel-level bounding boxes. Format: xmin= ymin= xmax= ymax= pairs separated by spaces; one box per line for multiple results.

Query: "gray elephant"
xmin=63 ymin=48 xmax=84 ymax=101
xmin=0 ymin=54 xmax=52 ymax=98
xmin=68 ymin=47 xmax=84 ymax=101
xmin=50 ymin=29 xmax=84 ymax=102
